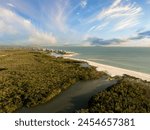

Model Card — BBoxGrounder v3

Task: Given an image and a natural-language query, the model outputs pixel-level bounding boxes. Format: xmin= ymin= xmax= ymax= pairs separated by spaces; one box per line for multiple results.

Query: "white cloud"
xmin=97 ymin=0 xmax=142 ymax=19
xmin=94 ymin=0 xmax=142 ymax=31
xmin=28 ymin=32 xmax=56 ymax=45
xmin=80 ymin=0 xmax=87 ymax=8
xmin=117 ymin=38 xmax=150 ymax=47
xmin=87 ymin=26 xmax=96 ymax=32
xmin=0 ymin=7 xmax=56 ymax=45
xmin=7 ymin=3 xmax=15 ymax=8
xmin=109 ymin=0 xmax=122 ymax=8
xmin=49 ymin=0 xmax=70 ymax=33
xmin=87 ymin=22 xmax=109 ymax=33
xmin=7 ymin=0 xmax=70 ymax=33
xmin=48 ymin=0 xmax=81 ymax=34
xmin=95 ymin=22 xmax=109 ymax=31
xmin=114 ymin=18 xmax=139 ymax=31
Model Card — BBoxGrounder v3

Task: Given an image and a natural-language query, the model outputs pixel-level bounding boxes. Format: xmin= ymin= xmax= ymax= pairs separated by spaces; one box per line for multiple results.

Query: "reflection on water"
xmin=17 ymin=77 xmax=116 ymax=113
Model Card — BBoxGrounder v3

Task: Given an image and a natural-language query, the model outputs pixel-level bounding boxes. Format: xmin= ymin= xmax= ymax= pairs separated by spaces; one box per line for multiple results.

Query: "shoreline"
xmin=63 ymin=52 xmax=78 ymax=57
xmin=65 ymin=57 xmax=150 ymax=81
xmin=50 ymin=52 xmax=78 ymax=58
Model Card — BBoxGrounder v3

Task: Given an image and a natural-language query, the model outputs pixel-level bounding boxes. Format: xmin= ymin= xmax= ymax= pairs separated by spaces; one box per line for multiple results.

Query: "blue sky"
xmin=0 ymin=0 xmax=150 ymax=46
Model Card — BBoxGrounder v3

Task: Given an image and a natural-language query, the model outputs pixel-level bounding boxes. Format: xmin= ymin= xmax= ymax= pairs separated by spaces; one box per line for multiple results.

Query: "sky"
xmin=0 ymin=0 xmax=150 ymax=46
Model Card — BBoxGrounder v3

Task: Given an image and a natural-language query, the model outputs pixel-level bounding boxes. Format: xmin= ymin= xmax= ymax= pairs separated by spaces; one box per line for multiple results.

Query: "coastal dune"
xmin=67 ymin=57 xmax=150 ymax=81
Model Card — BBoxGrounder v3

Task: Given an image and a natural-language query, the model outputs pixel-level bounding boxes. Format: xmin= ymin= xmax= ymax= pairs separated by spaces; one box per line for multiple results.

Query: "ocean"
xmin=48 ymin=46 xmax=150 ymax=74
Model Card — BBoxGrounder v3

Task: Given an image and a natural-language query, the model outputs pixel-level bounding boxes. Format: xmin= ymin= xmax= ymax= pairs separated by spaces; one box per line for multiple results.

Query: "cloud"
xmin=52 ymin=11 xmax=67 ymax=32
xmin=128 ymin=31 xmax=150 ymax=40
xmin=129 ymin=36 xmax=144 ymax=40
xmin=97 ymin=0 xmax=142 ymax=20
xmin=0 ymin=0 xmax=80 ymax=44
xmin=86 ymin=30 xmax=150 ymax=47
xmin=1 ymin=0 xmax=70 ymax=33
xmin=86 ymin=37 xmax=125 ymax=45
xmin=0 ymin=7 xmax=56 ymax=45
xmin=80 ymin=0 xmax=87 ymax=8
xmin=138 ymin=31 xmax=150 ymax=37
xmin=114 ymin=18 xmax=139 ymax=31
xmin=28 ymin=32 xmax=56 ymax=45
xmin=95 ymin=22 xmax=109 ymax=31
xmin=49 ymin=0 xmax=70 ymax=33
xmin=7 ymin=3 xmax=15 ymax=8
xmin=87 ymin=22 xmax=109 ymax=33
xmin=87 ymin=26 xmax=96 ymax=32
xmin=85 ymin=36 xmax=150 ymax=47
xmin=121 ymin=38 xmax=150 ymax=47
xmin=89 ymin=0 xmax=142 ymax=32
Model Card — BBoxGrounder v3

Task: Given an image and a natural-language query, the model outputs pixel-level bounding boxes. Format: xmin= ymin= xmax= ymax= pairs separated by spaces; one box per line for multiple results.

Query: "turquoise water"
xmin=48 ymin=46 xmax=150 ymax=74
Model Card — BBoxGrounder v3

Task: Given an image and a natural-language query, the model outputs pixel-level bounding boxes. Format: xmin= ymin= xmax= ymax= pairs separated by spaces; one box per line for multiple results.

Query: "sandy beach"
xmin=66 ymin=57 xmax=150 ymax=81
xmin=63 ymin=52 xmax=78 ymax=57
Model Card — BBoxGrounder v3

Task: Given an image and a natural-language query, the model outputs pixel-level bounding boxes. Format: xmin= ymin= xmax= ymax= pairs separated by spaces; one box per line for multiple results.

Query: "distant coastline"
xmin=43 ymin=48 xmax=150 ymax=81
xmin=64 ymin=56 xmax=150 ymax=81
xmin=47 ymin=46 xmax=150 ymax=75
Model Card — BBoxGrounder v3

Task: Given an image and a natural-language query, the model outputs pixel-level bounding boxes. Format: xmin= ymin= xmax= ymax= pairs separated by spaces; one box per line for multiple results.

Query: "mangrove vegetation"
xmin=79 ymin=75 xmax=150 ymax=113
xmin=0 ymin=49 xmax=104 ymax=113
